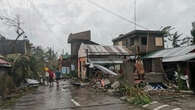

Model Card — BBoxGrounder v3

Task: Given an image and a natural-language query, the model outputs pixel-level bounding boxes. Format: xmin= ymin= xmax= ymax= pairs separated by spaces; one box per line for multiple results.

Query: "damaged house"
xmin=68 ymin=30 xmax=98 ymax=73
xmin=144 ymin=45 xmax=195 ymax=89
xmin=112 ymin=30 xmax=164 ymax=55
xmin=78 ymin=43 xmax=131 ymax=80
xmin=112 ymin=30 xmax=165 ymax=82
xmin=112 ymin=30 xmax=165 ymax=73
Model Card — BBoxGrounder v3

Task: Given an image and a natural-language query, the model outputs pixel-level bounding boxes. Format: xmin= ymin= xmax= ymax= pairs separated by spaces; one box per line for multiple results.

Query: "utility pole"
xmin=134 ymin=0 xmax=137 ymax=30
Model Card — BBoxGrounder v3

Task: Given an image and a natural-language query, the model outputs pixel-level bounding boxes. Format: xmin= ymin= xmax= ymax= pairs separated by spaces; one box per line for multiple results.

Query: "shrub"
xmin=119 ymin=83 xmax=151 ymax=105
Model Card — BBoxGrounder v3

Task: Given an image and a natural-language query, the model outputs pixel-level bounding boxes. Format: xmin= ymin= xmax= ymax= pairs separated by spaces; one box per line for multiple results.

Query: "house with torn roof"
xmin=67 ymin=30 xmax=98 ymax=73
xmin=78 ymin=43 xmax=132 ymax=80
xmin=112 ymin=30 xmax=166 ymax=82
xmin=144 ymin=45 xmax=195 ymax=90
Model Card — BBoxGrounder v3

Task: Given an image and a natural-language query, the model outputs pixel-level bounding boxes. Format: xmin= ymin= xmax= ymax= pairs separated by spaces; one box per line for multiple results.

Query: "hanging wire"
xmin=87 ymin=0 xmax=149 ymax=30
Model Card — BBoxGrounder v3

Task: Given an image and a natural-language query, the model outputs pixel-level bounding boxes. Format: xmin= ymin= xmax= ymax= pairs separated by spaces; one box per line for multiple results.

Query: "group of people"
xmin=44 ymin=67 xmax=61 ymax=87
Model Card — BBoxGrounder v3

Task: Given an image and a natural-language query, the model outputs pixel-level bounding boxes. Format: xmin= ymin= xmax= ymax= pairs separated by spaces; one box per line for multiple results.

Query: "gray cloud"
xmin=0 ymin=0 xmax=194 ymax=54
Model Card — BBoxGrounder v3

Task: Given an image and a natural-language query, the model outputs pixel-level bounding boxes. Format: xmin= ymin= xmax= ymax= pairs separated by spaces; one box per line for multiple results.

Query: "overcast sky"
xmin=0 ymin=0 xmax=194 ymax=54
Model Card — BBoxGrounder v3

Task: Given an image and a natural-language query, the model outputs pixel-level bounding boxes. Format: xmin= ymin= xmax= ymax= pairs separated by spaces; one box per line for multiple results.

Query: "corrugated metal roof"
xmin=94 ymin=64 xmax=118 ymax=76
xmin=163 ymin=53 xmax=195 ymax=62
xmin=91 ymin=60 xmax=123 ymax=64
xmin=112 ymin=30 xmax=163 ymax=41
xmin=0 ymin=59 xmax=9 ymax=64
xmin=78 ymin=43 xmax=131 ymax=57
xmin=0 ymin=58 xmax=11 ymax=67
xmin=145 ymin=45 xmax=195 ymax=58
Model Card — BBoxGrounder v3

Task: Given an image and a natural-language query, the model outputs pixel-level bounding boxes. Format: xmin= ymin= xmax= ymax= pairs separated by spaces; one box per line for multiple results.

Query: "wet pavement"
xmin=4 ymin=80 xmax=143 ymax=110
xmin=155 ymin=94 xmax=195 ymax=110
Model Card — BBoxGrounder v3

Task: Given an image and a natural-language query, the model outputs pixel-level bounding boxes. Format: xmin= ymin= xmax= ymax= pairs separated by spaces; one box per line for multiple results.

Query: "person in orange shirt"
xmin=135 ymin=57 xmax=145 ymax=80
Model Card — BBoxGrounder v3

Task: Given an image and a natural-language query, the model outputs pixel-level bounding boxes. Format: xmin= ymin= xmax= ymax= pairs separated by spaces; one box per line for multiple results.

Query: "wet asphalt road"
xmin=7 ymin=80 xmax=143 ymax=110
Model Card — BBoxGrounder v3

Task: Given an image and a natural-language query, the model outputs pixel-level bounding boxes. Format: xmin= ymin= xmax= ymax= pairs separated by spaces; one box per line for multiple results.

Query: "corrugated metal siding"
xmin=78 ymin=43 xmax=131 ymax=57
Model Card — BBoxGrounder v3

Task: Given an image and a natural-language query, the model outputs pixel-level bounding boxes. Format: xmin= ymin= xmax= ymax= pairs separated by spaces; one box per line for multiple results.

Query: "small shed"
xmin=78 ymin=43 xmax=132 ymax=79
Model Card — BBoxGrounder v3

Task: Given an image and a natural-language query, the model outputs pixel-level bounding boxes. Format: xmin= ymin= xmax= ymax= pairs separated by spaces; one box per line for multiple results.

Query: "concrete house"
xmin=68 ymin=30 xmax=98 ymax=73
xmin=112 ymin=30 xmax=164 ymax=55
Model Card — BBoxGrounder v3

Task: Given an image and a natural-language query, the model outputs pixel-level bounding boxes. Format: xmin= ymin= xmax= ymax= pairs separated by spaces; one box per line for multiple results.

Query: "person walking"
xmin=48 ymin=69 xmax=54 ymax=87
xmin=55 ymin=70 xmax=61 ymax=87
xmin=44 ymin=67 xmax=49 ymax=86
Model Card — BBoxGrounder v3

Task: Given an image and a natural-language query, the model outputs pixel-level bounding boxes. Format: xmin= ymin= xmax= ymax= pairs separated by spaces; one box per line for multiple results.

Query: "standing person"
xmin=135 ymin=57 xmax=145 ymax=80
xmin=45 ymin=71 xmax=50 ymax=86
xmin=44 ymin=67 xmax=50 ymax=86
xmin=48 ymin=69 xmax=54 ymax=87
xmin=55 ymin=70 xmax=61 ymax=87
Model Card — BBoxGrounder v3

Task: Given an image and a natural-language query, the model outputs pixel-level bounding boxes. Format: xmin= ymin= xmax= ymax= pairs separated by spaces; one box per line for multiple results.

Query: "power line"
xmin=87 ymin=0 xmax=149 ymax=30
xmin=28 ymin=0 xmax=54 ymax=33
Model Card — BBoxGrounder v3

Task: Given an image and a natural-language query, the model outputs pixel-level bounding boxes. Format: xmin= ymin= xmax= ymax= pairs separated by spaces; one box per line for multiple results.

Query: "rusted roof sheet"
xmin=145 ymin=45 xmax=195 ymax=58
xmin=0 ymin=59 xmax=9 ymax=64
xmin=0 ymin=58 xmax=11 ymax=67
xmin=78 ymin=43 xmax=131 ymax=57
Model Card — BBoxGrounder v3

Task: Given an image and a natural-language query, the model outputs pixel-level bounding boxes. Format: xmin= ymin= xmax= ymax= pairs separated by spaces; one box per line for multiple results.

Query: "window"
xmin=130 ymin=38 xmax=134 ymax=46
xmin=155 ymin=37 xmax=163 ymax=46
xmin=125 ymin=39 xmax=128 ymax=47
xmin=141 ymin=37 xmax=147 ymax=45
xmin=118 ymin=41 xmax=123 ymax=46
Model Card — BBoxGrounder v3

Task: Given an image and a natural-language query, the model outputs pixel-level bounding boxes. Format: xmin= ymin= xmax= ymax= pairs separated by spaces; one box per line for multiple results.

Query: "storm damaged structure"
xmin=78 ymin=43 xmax=131 ymax=80
xmin=112 ymin=30 xmax=166 ymax=82
xmin=145 ymin=45 xmax=195 ymax=89
xmin=68 ymin=30 xmax=98 ymax=73
xmin=112 ymin=30 xmax=164 ymax=55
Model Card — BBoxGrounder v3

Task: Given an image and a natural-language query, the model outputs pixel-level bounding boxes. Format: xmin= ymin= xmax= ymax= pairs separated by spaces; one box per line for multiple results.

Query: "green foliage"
xmin=168 ymin=32 xmax=182 ymax=48
xmin=5 ymin=46 xmax=58 ymax=87
xmin=175 ymin=65 xmax=188 ymax=90
xmin=0 ymin=74 xmax=15 ymax=98
xmin=161 ymin=26 xmax=175 ymax=37
xmin=119 ymin=84 xmax=151 ymax=105
xmin=161 ymin=26 xmax=192 ymax=47
xmin=6 ymin=55 xmax=39 ymax=86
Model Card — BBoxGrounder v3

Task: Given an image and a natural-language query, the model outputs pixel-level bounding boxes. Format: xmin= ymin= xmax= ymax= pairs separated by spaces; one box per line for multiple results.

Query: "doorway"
xmin=189 ymin=61 xmax=195 ymax=92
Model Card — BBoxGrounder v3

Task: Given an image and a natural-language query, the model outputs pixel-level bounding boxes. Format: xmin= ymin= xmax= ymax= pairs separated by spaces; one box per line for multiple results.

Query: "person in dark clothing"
xmin=55 ymin=71 xmax=61 ymax=87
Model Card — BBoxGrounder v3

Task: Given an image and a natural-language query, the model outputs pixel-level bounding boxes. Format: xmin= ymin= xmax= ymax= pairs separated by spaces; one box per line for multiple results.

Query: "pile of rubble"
xmin=71 ymin=78 xmax=121 ymax=94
